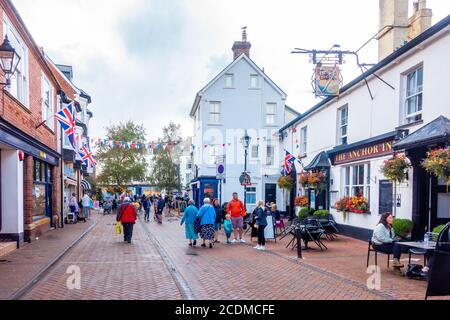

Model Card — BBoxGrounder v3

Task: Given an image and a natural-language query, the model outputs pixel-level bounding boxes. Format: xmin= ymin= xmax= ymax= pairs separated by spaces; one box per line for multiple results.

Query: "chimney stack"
xmin=408 ymin=0 xmax=433 ymax=41
xmin=377 ymin=0 xmax=409 ymax=61
xmin=232 ymin=27 xmax=251 ymax=60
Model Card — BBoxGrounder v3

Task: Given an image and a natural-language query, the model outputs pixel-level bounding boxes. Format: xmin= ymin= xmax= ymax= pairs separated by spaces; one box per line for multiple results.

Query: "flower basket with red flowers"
xmin=299 ymin=171 xmax=327 ymax=191
xmin=335 ymin=194 xmax=369 ymax=214
xmin=422 ymin=146 xmax=450 ymax=186
xmin=380 ymin=153 xmax=411 ymax=183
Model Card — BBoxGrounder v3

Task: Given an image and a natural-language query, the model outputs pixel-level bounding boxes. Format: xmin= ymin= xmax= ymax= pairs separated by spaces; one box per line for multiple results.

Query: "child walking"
xmin=223 ymin=214 xmax=233 ymax=244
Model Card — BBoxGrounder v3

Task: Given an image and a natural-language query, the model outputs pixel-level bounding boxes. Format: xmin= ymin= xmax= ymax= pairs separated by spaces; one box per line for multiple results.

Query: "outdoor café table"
xmin=397 ymin=241 xmax=437 ymax=251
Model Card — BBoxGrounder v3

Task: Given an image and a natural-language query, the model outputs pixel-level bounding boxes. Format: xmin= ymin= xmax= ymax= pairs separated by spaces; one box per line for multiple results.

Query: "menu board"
xmin=264 ymin=215 xmax=276 ymax=240
xmin=379 ymin=180 xmax=393 ymax=215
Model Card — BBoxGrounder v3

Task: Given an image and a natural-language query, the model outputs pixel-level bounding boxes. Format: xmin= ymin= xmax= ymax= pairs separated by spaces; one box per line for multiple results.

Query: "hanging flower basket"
xmin=278 ymin=175 xmax=294 ymax=191
xmin=422 ymin=146 xmax=450 ymax=186
xmin=380 ymin=153 xmax=411 ymax=183
xmin=299 ymin=171 xmax=327 ymax=190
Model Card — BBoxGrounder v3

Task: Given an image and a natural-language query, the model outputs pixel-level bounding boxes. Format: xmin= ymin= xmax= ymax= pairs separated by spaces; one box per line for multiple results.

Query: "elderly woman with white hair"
xmin=180 ymin=200 xmax=199 ymax=247
xmin=197 ymin=198 xmax=216 ymax=248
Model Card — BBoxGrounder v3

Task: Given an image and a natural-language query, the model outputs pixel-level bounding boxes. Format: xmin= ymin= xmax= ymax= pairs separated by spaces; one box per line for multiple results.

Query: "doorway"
xmin=265 ymin=184 xmax=277 ymax=204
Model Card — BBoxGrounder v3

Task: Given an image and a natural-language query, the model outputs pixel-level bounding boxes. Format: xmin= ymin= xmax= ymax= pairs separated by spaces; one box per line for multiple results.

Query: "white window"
xmin=207 ymin=146 xmax=220 ymax=165
xmin=338 ymin=105 xmax=348 ymax=145
xmin=300 ymin=126 xmax=307 ymax=156
xmin=41 ymin=74 xmax=54 ymax=130
xmin=3 ymin=15 xmax=29 ymax=107
xmin=245 ymin=187 xmax=257 ymax=205
xmin=250 ymin=74 xmax=259 ymax=88
xmin=186 ymin=162 xmax=192 ymax=170
xmin=209 ymin=102 xmax=221 ymax=124
xmin=404 ymin=66 xmax=423 ymax=124
xmin=266 ymin=144 xmax=274 ymax=166
xmin=225 ymin=74 xmax=233 ymax=88
xmin=251 ymin=145 xmax=259 ymax=159
xmin=343 ymin=163 xmax=371 ymax=200
xmin=266 ymin=103 xmax=277 ymax=125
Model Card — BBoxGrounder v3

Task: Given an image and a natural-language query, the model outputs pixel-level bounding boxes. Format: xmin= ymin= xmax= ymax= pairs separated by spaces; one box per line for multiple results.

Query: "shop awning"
xmin=394 ymin=116 xmax=450 ymax=150
xmin=304 ymin=151 xmax=331 ymax=171
xmin=81 ymin=179 xmax=92 ymax=190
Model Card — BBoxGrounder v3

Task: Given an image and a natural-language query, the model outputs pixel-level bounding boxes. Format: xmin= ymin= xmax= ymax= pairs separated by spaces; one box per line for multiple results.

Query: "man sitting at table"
xmin=372 ymin=213 xmax=410 ymax=270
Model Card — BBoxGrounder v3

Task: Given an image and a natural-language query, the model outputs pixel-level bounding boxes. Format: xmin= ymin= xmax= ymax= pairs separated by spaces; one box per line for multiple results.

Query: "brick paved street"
xmin=10 ymin=210 xmax=444 ymax=300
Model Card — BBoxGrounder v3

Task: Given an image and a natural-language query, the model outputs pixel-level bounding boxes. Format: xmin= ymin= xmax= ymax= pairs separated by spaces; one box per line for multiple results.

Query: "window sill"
xmin=3 ymin=90 xmax=31 ymax=114
xmin=396 ymin=119 xmax=424 ymax=130
xmin=264 ymin=124 xmax=279 ymax=128
xmin=207 ymin=123 xmax=223 ymax=126
xmin=249 ymin=88 xmax=261 ymax=90
xmin=223 ymin=87 xmax=235 ymax=90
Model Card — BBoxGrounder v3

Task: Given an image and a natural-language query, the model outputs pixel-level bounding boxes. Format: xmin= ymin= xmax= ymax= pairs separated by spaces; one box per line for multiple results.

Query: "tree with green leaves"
xmin=149 ymin=122 xmax=182 ymax=193
xmin=96 ymin=121 xmax=148 ymax=189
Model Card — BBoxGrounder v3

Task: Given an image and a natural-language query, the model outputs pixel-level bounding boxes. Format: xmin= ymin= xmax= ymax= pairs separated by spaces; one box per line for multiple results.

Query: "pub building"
xmin=0 ymin=0 xmax=62 ymax=245
xmin=280 ymin=8 xmax=450 ymax=240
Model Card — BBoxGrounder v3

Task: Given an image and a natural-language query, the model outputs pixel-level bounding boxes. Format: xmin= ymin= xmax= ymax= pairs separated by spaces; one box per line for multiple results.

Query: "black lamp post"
xmin=242 ymin=130 xmax=251 ymax=210
xmin=0 ymin=35 xmax=21 ymax=87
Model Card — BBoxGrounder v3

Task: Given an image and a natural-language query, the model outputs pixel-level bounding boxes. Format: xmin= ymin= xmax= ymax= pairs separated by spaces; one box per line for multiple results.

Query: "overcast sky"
xmin=13 ymin=0 xmax=450 ymax=141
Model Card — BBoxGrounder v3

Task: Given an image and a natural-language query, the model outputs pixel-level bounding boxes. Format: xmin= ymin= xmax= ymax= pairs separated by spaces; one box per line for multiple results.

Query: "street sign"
xmin=216 ymin=156 xmax=226 ymax=180
xmin=239 ymin=172 xmax=252 ymax=186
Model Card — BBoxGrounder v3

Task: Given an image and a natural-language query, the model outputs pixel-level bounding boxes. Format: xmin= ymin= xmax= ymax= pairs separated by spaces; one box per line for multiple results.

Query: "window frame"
xmin=342 ymin=162 xmax=371 ymax=202
xmin=337 ymin=105 xmax=348 ymax=145
xmin=224 ymin=74 xmax=234 ymax=88
xmin=265 ymin=103 xmax=277 ymax=126
xmin=403 ymin=65 xmax=423 ymax=124
xmin=300 ymin=126 xmax=308 ymax=156
xmin=208 ymin=101 xmax=221 ymax=124
xmin=3 ymin=14 xmax=29 ymax=108
xmin=265 ymin=144 xmax=275 ymax=166
xmin=207 ymin=145 xmax=220 ymax=166
xmin=41 ymin=73 xmax=54 ymax=131
xmin=250 ymin=74 xmax=259 ymax=89
xmin=245 ymin=187 xmax=257 ymax=205
xmin=251 ymin=145 xmax=259 ymax=159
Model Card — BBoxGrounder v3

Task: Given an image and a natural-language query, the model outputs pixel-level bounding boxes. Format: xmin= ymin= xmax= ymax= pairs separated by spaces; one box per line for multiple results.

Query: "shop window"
xmin=32 ymin=159 xmax=53 ymax=221
xmin=246 ymin=187 xmax=257 ymax=205
xmin=343 ymin=163 xmax=371 ymax=200
xmin=404 ymin=66 xmax=423 ymax=124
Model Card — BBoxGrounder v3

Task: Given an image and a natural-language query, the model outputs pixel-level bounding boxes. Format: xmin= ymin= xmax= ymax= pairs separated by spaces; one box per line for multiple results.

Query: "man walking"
xmin=156 ymin=195 xmax=165 ymax=224
xmin=226 ymin=192 xmax=246 ymax=243
xmin=82 ymin=193 xmax=92 ymax=220
xmin=116 ymin=197 xmax=137 ymax=243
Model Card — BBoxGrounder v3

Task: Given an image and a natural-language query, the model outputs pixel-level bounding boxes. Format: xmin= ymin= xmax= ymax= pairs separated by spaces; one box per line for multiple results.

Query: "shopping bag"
xmin=116 ymin=221 xmax=122 ymax=235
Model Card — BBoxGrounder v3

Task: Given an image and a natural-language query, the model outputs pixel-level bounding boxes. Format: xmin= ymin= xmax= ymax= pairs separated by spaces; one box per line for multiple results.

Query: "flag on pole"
xmin=79 ymin=144 xmax=97 ymax=169
xmin=55 ymin=103 xmax=76 ymax=149
xmin=284 ymin=150 xmax=296 ymax=175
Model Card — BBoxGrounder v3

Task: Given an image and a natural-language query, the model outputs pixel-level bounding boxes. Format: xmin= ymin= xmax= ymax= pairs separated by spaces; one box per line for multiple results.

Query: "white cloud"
xmin=12 ymin=0 xmax=450 ymax=140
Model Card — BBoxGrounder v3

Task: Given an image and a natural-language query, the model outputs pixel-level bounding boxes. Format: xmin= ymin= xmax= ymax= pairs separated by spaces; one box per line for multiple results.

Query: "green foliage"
xmin=432 ymin=225 xmax=446 ymax=241
xmin=392 ymin=219 xmax=414 ymax=238
xmin=313 ymin=210 xmax=330 ymax=217
xmin=96 ymin=121 xmax=148 ymax=189
xmin=149 ymin=123 xmax=182 ymax=193
xmin=299 ymin=207 xmax=309 ymax=219
xmin=380 ymin=154 xmax=411 ymax=183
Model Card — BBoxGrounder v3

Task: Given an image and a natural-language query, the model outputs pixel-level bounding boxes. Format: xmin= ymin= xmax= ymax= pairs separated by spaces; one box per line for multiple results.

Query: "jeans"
xmin=257 ymin=225 xmax=266 ymax=246
xmin=373 ymin=242 xmax=409 ymax=260
xmin=83 ymin=207 xmax=89 ymax=219
xmin=144 ymin=209 xmax=150 ymax=221
xmin=123 ymin=223 xmax=134 ymax=242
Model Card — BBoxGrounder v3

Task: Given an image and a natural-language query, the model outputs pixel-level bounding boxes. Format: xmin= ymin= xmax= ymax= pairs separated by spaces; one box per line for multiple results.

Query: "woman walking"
xmin=180 ymin=200 xmax=199 ymax=246
xmin=197 ymin=198 xmax=216 ymax=248
xmin=116 ymin=197 xmax=137 ymax=244
xmin=254 ymin=201 xmax=268 ymax=251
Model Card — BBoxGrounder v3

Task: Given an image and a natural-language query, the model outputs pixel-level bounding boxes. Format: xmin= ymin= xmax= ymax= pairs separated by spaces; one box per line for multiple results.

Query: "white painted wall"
xmin=0 ymin=149 xmax=24 ymax=236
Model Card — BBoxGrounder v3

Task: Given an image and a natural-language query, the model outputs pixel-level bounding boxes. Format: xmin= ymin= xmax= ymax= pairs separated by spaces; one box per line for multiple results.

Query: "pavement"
xmin=1 ymin=209 xmax=445 ymax=300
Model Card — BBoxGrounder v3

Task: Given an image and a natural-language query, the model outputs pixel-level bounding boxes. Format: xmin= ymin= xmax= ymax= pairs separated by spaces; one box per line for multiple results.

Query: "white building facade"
xmin=281 ymin=12 xmax=450 ymax=240
xmin=190 ymin=30 xmax=299 ymax=211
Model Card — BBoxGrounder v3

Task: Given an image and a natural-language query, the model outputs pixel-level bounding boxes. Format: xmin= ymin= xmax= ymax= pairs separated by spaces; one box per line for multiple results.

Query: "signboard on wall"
xmin=332 ymin=140 xmax=395 ymax=165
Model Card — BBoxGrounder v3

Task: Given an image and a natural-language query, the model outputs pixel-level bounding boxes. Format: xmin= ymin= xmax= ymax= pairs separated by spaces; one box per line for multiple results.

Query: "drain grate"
xmin=0 ymin=259 xmax=12 ymax=263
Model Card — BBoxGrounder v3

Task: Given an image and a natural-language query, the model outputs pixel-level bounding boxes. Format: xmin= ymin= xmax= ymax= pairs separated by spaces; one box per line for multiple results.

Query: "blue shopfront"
xmin=190 ymin=177 xmax=219 ymax=208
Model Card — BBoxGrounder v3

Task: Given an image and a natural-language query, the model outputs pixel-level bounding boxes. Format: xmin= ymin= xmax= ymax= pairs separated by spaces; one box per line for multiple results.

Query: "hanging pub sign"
xmin=314 ymin=64 xmax=342 ymax=97
xmin=331 ymin=139 xmax=395 ymax=165
xmin=239 ymin=172 xmax=252 ymax=186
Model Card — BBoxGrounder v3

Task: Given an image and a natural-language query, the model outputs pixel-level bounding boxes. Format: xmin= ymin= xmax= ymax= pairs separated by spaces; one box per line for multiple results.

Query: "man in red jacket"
xmin=116 ymin=197 xmax=137 ymax=243
xmin=226 ymin=192 xmax=246 ymax=243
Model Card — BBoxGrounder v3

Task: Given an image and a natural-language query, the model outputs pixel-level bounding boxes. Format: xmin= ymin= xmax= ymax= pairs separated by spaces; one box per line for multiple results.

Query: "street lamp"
xmin=0 ymin=35 xmax=21 ymax=87
xmin=242 ymin=130 xmax=251 ymax=210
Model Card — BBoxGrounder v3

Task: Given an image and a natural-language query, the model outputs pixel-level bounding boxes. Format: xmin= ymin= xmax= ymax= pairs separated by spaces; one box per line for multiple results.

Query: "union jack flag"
xmin=79 ymin=143 xmax=97 ymax=169
xmin=284 ymin=150 xmax=296 ymax=175
xmin=55 ymin=103 xmax=76 ymax=149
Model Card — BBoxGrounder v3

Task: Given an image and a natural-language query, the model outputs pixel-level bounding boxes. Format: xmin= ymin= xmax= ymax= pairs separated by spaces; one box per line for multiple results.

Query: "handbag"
xmin=194 ymin=217 xmax=202 ymax=234
xmin=116 ymin=221 xmax=122 ymax=235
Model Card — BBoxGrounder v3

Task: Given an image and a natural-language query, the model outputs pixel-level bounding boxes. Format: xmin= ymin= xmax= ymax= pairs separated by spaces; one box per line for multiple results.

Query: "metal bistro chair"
xmin=302 ymin=219 xmax=328 ymax=251
xmin=367 ymin=240 xmax=390 ymax=268
xmin=315 ymin=214 xmax=339 ymax=241
xmin=426 ymin=222 xmax=450 ymax=300
xmin=281 ymin=218 xmax=302 ymax=249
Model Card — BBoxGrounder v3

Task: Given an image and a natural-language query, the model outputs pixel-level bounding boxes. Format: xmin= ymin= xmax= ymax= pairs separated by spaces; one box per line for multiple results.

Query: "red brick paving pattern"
xmin=21 ymin=214 xmax=181 ymax=300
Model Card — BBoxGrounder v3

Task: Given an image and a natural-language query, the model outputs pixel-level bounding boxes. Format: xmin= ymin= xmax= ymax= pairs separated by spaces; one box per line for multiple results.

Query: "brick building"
xmin=0 ymin=0 xmax=61 ymax=244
